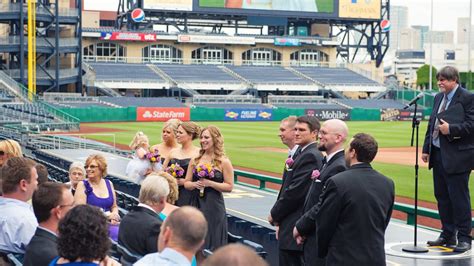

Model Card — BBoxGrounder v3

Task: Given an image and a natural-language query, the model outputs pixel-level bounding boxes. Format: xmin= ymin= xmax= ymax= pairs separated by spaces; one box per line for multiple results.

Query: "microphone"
xmin=403 ymin=93 xmax=424 ymax=109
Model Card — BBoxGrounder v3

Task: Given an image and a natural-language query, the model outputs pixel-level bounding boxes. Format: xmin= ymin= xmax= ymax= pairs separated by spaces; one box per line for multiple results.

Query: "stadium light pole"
xmin=428 ymin=0 xmax=434 ymax=91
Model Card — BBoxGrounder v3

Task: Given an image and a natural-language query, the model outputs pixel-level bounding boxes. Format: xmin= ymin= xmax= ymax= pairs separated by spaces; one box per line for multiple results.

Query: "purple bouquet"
xmin=146 ymin=149 xmax=160 ymax=163
xmin=193 ymin=163 xmax=215 ymax=197
xmin=166 ymin=163 xmax=185 ymax=178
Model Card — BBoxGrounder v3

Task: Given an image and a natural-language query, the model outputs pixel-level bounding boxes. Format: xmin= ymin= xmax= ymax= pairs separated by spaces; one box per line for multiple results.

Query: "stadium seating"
xmin=226 ymin=66 xmax=311 ymax=84
xmin=293 ymin=67 xmax=380 ymax=86
xmin=89 ymin=63 xmax=163 ymax=81
xmin=156 ymin=64 xmax=240 ymax=83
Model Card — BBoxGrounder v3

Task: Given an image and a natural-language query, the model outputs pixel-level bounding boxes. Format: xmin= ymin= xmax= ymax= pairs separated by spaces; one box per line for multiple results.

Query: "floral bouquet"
xmin=166 ymin=163 xmax=185 ymax=178
xmin=146 ymin=149 xmax=160 ymax=163
xmin=193 ymin=163 xmax=215 ymax=197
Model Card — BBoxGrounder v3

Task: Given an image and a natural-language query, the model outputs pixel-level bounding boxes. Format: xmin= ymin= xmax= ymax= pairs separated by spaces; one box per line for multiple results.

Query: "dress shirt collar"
xmin=160 ymin=248 xmax=192 ymax=265
xmin=444 ymin=84 xmax=458 ymax=102
xmin=0 ymin=197 xmax=32 ymax=209
xmin=138 ymin=203 xmax=157 ymax=214
xmin=300 ymin=141 xmax=316 ymax=152
xmin=326 ymin=149 xmax=344 ymax=163
xmin=38 ymin=226 xmax=57 ymax=237
xmin=289 ymin=145 xmax=299 ymax=158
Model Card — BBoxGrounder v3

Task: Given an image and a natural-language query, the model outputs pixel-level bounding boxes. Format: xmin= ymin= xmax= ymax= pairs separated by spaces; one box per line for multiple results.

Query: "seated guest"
xmin=158 ymin=171 xmax=179 ymax=219
xmin=36 ymin=163 xmax=49 ymax=185
xmin=0 ymin=139 xmax=23 ymax=195
xmin=0 ymin=157 xmax=38 ymax=254
xmin=50 ymin=204 xmax=119 ymax=266
xmin=74 ymin=154 xmax=120 ymax=240
xmin=203 ymin=244 xmax=268 ymax=266
xmin=119 ymin=174 xmax=169 ymax=256
xmin=24 ymin=183 xmax=74 ymax=266
xmin=135 ymin=206 xmax=208 ymax=266
xmin=66 ymin=162 xmax=85 ymax=195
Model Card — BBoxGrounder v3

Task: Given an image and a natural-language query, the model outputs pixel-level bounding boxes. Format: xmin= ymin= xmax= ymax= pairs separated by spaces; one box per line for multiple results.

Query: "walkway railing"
xmin=234 ymin=169 xmax=474 ymax=227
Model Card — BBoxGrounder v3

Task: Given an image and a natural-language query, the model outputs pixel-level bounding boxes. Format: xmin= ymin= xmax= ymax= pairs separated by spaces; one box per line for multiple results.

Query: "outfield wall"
xmin=59 ymin=106 xmax=432 ymax=122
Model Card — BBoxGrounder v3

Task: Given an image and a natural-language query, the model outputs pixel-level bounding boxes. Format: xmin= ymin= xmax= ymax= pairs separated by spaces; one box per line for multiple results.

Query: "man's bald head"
xmin=203 ymin=244 xmax=268 ymax=266
xmin=318 ymin=119 xmax=349 ymax=154
xmin=159 ymin=206 xmax=208 ymax=252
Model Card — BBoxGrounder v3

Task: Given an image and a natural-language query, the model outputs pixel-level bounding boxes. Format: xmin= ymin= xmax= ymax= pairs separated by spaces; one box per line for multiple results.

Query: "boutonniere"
xmin=311 ymin=169 xmax=321 ymax=182
xmin=285 ymin=157 xmax=294 ymax=170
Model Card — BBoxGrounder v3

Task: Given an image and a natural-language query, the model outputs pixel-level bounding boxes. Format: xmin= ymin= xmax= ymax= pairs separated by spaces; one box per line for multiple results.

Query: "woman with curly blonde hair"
xmin=0 ymin=139 xmax=23 ymax=167
xmin=184 ymin=125 xmax=233 ymax=251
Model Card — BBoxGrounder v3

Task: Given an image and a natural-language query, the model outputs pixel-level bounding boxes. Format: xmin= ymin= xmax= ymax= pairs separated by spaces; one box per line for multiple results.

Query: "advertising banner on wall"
xmin=274 ymin=38 xmax=300 ymax=46
xmin=177 ymin=34 xmax=256 ymax=45
xmin=144 ymin=0 xmax=193 ymax=11
xmin=380 ymin=109 xmax=423 ymax=121
xmin=137 ymin=107 xmax=190 ymax=121
xmin=224 ymin=109 xmax=273 ymax=121
xmin=305 ymin=109 xmax=351 ymax=121
xmin=100 ymin=32 xmax=157 ymax=42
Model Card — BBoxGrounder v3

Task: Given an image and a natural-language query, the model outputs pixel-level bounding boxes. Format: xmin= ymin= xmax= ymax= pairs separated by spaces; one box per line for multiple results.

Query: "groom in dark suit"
xmin=422 ymin=66 xmax=474 ymax=252
xmin=269 ymin=115 xmax=323 ymax=265
xmin=316 ymin=133 xmax=395 ymax=265
xmin=293 ymin=119 xmax=348 ymax=266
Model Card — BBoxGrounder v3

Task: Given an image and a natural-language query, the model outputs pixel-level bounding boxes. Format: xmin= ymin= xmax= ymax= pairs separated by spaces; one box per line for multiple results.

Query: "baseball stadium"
xmin=0 ymin=0 xmax=473 ymax=265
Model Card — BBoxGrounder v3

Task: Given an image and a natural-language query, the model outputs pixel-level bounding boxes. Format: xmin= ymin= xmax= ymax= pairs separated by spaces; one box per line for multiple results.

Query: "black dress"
xmin=190 ymin=170 xmax=228 ymax=251
xmin=168 ymin=158 xmax=193 ymax=206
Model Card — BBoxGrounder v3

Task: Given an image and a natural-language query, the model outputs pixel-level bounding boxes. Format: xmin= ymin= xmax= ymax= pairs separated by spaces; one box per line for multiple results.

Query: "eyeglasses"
xmin=0 ymin=151 xmax=4 ymax=156
xmin=58 ymin=202 xmax=75 ymax=208
xmin=84 ymin=165 xmax=98 ymax=170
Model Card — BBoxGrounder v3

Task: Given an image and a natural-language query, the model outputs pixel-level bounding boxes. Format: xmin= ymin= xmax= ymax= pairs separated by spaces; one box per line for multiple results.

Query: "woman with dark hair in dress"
xmin=184 ymin=126 xmax=234 ymax=251
xmin=49 ymin=204 xmax=119 ymax=265
xmin=163 ymin=121 xmax=200 ymax=206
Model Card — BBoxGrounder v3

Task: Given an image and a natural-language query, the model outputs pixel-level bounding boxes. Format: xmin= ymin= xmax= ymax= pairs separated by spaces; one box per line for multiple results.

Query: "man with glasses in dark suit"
xmin=422 ymin=66 xmax=474 ymax=252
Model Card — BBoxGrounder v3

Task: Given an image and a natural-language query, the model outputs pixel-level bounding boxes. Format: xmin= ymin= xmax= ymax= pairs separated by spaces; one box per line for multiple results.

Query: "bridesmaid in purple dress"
xmin=74 ymin=154 xmax=120 ymax=240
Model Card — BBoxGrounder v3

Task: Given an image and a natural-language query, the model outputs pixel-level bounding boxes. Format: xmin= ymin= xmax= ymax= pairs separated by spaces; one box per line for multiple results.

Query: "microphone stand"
xmin=402 ymin=101 xmax=429 ymax=253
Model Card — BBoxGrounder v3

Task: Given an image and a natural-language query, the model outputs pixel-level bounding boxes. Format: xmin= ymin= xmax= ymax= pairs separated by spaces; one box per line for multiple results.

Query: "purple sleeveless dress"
xmin=82 ymin=179 xmax=119 ymax=240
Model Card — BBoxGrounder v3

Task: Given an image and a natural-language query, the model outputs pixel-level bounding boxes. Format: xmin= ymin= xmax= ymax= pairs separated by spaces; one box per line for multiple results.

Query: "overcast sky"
xmin=391 ymin=0 xmax=472 ymax=32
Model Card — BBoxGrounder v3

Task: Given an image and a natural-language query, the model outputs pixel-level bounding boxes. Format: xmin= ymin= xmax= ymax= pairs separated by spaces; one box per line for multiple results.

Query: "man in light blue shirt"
xmin=0 ymin=157 xmax=39 ymax=254
xmin=134 ymin=206 xmax=208 ymax=266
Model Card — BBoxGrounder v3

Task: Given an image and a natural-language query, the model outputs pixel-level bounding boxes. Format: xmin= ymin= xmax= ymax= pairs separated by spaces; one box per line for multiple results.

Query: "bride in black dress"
xmin=184 ymin=125 xmax=234 ymax=251
xmin=162 ymin=121 xmax=201 ymax=206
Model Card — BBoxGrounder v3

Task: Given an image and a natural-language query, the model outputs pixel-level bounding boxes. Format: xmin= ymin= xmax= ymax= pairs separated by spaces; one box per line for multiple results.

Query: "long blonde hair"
xmin=155 ymin=171 xmax=179 ymax=204
xmin=129 ymin=131 xmax=149 ymax=150
xmin=194 ymin=126 xmax=225 ymax=169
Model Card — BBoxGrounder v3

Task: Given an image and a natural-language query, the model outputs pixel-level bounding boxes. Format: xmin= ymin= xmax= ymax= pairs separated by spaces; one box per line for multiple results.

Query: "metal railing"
xmin=233 ymin=169 xmax=474 ymax=227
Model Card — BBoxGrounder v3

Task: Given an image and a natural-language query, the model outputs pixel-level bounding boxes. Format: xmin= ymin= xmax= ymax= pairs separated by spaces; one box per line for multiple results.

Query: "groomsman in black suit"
xmin=269 ymin=115 xmax=323 ymax=266
xmin=316 ymin=133 xmax=395 ymax=265
xmin=293 ymin=119 xmax=348 ymax=266
xmin=422 ymin=66 xmax=474 ymax=252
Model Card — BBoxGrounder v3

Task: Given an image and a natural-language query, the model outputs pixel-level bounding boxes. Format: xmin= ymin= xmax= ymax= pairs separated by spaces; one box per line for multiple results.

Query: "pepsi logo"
xmin=131 ymin=8 xmax=145 ymax=23
xmin=381 ymin=20 xmax=391 ymax=32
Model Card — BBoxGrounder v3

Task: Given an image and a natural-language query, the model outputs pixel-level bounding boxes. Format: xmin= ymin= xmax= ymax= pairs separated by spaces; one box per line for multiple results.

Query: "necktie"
xmin=322 ymin=156 xmax=327 ymax=166
xmin=433 ymin=95 xmax=448 ymax=140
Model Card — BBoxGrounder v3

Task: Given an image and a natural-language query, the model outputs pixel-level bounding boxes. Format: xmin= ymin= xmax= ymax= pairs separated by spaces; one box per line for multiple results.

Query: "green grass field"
xmin=80 ymin=121 xmax=474 ymax=207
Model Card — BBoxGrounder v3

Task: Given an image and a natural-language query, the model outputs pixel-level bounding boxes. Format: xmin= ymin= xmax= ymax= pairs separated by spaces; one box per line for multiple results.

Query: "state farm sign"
xmin=137 ymin=107 xmax=190 ymax=122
